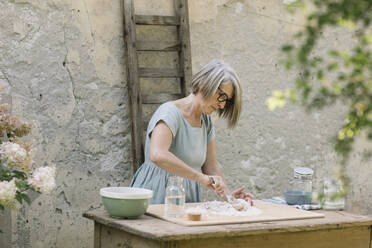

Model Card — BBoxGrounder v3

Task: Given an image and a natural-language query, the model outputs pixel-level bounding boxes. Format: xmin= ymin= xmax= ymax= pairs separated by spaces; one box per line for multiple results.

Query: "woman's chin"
xmin=203 ymin=106 xmax=217 ymax=115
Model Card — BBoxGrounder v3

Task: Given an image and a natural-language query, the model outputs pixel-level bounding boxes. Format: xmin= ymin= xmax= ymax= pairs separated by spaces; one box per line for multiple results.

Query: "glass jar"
xmin=323 ymin=177 xmax=345 ymax=210
xmin=165 ymin=176 xmax=185 ymax=218
xmin=293 ymin=167 xmax=313 ymax=193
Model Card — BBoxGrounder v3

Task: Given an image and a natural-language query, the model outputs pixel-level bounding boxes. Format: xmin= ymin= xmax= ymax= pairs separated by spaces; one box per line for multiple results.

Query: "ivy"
xmin=272 ymin=0 xmax=372 ymax=161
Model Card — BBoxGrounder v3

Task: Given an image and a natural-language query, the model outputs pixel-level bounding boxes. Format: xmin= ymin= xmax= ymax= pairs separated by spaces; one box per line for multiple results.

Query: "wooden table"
xmin=83 ymin=209 xmax=372 ymax=248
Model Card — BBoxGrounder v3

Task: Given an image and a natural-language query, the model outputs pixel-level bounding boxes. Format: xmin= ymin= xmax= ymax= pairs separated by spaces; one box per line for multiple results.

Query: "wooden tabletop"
xmin=145 ymin=201 xmax=325 ymax=226
xmin=83 ymin=209 xmax=372 ymax=242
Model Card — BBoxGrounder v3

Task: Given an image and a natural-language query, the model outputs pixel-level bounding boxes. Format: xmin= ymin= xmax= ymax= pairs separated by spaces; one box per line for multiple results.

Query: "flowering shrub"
xmin=0 ymin=94 xmax=56 ymax=213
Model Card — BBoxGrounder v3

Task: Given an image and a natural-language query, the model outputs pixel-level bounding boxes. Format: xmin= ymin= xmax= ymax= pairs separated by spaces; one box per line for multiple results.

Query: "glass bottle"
xmin=323 ymin=177 xmax=345 ymax=210
xmin=293 ymin=167 xmax=313 ymax=193
xmin=165 ymin=175 xmax=185 ymax=218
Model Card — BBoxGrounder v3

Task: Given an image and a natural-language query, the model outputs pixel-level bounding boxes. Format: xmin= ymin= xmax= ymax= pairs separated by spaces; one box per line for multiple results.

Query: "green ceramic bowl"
xmin=100 ymin=187 xmax=153 ymax=219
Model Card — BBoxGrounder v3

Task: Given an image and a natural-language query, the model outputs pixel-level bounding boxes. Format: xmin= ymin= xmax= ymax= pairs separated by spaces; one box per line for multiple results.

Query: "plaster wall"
xmin=0 ymin=0 xmax=131 ymax=247
xmin=0 ymin=0 xmax=370 ymax=247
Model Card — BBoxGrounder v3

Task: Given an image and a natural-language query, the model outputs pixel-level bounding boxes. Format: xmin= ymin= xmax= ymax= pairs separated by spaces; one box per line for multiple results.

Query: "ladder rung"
xmin=139 ymin=68 xmax=183 ymax=78
xmin=136 ymin=41 xmax=180 ymax=51
xmin=135 ymin=15 xmax=180 ymax=25
xmin=142 ymin=93 xmax=182 ymax=104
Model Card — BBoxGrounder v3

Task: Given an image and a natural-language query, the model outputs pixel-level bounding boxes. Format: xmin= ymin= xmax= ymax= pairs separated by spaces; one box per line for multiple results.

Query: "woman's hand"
xmin=199 ymin=174 xmax=227 ymax=196
xmin=209 ymin=175 xmax=229 ymax=197
xmin=198 ymin=174 xmax=214 ymax=190
xmin=232 ymin=186 xmax=254 ymax=206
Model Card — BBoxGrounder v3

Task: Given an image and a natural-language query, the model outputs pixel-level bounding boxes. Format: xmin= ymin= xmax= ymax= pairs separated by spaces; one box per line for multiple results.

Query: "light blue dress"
xmin=130 ymin=102 xmax=215 ymax=204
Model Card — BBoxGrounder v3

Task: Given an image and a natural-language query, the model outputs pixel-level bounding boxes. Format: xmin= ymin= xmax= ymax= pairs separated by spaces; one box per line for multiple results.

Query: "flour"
xmin=185 ymin=200 xmax=262 ymax=217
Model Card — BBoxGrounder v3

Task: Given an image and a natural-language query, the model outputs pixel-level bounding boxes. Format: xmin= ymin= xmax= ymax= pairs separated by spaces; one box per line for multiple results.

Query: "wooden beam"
xmin=175 ymin=0 xmax=192 ymax=96
xmin=136 ymin=41 xmax=180 ymax=51
xmin=141 ymin=93 xmax=182 ymax=104
xmin=124 ymin=0 xmax=144 ymax=173
xmin=135 ymin=15 xmax=180 ymax=25
xmin=139 ymin=68 xmax=183 ymax=78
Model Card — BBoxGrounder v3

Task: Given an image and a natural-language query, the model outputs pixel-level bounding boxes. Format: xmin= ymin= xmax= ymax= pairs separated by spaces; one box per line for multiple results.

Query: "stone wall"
xmin=0 ymin=0 xmax=371 ymax=247
xmin=0 ymin=0 xmax=131 ymax=247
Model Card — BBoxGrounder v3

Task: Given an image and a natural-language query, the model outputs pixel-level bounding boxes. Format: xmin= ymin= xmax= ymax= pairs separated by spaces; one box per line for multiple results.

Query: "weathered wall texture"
xmin=0 ymin=0 xmax=131 ymax=247
xmin=0 ymin=0 xmax=371 ymax=247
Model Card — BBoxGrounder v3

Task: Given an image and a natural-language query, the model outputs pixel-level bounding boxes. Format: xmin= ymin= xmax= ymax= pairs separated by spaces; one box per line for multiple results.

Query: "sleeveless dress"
xmin=130 ymin=101 xmax=215 ymax=204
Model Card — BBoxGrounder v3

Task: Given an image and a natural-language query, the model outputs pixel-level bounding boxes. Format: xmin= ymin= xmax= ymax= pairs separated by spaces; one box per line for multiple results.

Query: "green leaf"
xmin=281 ymin=45 xmax=293 ymax=52
xmin=361 ymin=34 xmax=372 ymax=44
xmin=317 ymin=70 xmax=324 ymax=80
xmin=287 ymin=60 xmax=294 ymax=69
xmin=346 ymin=129 xmax=354 ymax=138
xmin=332 ymin=84 xmax=342 ymax=95
xmin=337 ymin=18 xmax=356 ymax=30
xmin=294 ymin=31 xmax=304 ymax=38
xmin=295 ymin=78 xmax=308 ymax=88
xmin=367 ymin=132 xmax=372 ymax=140
xmin=15 ymin=194 xmax=22 ymax=204
xmin=329 ymin=50 xmax=340 ymax=57
xmin=20 ymin=193 xmax=31 ymax=205
xmin=310 ymin=57 xmax=323 ymax=67
xmin=15 ymin=180 xmax=29 ymax=191
xmin=327 ymin=63 xmax=339 ymax=71
xmin=12 ymin=170 xmax=27 ymax=180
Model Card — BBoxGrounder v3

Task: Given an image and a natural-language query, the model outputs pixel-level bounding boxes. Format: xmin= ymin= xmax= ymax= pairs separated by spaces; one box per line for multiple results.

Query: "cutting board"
xmin=146 ymin=200 xmax=324 ymax=226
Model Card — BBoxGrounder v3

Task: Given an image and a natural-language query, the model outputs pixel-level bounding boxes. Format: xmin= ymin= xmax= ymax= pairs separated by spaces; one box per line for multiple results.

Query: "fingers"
xmin=205 ymin=175 xmax=216 ymax=191
xmin=202 ymin=175 xmax=219 ymax=191
xmin=208 ymin=175 xmax=226 ymax=196
xmin=215 ymin=186 xmax=225 ymax=197
xmin=232 ymin=186 xmax=254 ymax=205
xmin=199 ymin=174 xmax=214 ymax=191
xmin=234 ymin=186 xmax=245 ymax=194
xmin=213 ymin=178 xmax=224 ymax=195
xmin=246 ymin=192 xmax=254 ymax=199
xmin=208 ymin=175 xmax=221 ymax=187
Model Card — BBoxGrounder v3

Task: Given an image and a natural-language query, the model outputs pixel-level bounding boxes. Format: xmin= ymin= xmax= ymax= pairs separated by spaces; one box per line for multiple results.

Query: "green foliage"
xmin=0 ymin=99 xmax=52 ymax=232
xmin=279 ymin=0 xmax=372 ymax=161
xmin=265 ymin=0 xmax=372 ymax=205
xmin=0 ymin=162 xmax=33 ymax=211
xmin=15 ymin=192 xmax=31 ymax=205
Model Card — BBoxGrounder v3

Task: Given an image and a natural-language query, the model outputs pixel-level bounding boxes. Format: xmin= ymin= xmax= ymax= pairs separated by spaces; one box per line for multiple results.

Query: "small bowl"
xmin=187 ymin=213 xmax=202 ymax=221
xmin=100 ymin=187 xmax=153 ymax=219
xmin=284 ymin=190 xmax=312 ymax=205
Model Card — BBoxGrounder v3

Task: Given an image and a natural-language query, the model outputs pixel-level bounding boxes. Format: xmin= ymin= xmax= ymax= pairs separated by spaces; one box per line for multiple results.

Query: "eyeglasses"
xmin=217 ymin=87 xmax=234 ymax=105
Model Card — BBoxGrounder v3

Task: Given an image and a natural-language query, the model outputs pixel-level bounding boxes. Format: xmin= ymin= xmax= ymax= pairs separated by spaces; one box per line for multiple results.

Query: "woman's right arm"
xmin=148 ymin=121 xmax=216 ymax=190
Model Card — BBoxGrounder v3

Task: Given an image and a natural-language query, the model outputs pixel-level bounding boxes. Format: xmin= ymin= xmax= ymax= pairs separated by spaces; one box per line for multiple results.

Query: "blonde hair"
xmin=191 ymin=59 xmax=242 ymax=128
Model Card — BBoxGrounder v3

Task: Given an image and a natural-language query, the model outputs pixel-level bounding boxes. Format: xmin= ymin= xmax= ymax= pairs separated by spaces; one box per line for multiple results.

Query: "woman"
xmin=130 ymin=59 xmax=254 ymax=204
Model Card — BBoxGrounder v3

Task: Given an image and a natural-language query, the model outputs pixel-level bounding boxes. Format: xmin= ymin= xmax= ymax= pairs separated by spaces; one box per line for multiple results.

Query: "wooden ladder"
xmin=123 ymin=0 xmax=192 ymax=173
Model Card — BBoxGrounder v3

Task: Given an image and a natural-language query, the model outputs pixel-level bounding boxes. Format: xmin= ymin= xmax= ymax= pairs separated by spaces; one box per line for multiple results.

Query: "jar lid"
xmin=294 ymin=167 xmax=313 ymax=176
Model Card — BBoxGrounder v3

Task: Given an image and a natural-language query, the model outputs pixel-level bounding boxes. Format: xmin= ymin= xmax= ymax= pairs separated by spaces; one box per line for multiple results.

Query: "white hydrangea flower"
xmin=28 ymin=166 xmax=56 ymax=193
xmin=0 ymin=179 xmax=17 ymax=208
xmin=0 ymin=142 xmax=27 ymax=166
